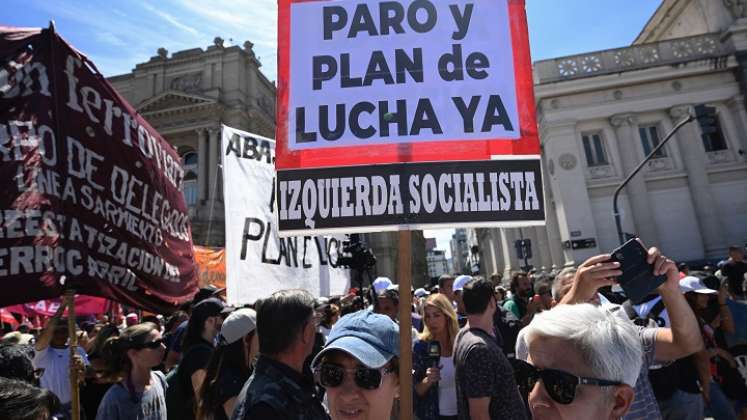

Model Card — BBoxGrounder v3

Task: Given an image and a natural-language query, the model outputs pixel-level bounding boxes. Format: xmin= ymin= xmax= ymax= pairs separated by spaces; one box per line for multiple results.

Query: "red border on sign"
xmin=276 ymin=0 xmax=539 ymax=170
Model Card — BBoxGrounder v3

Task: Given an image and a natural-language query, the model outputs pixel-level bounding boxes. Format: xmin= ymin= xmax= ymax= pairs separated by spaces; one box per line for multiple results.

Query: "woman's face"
xmin=131 ymin=329 xmax=165 ymax=369
xmin=423 ymin=304 xmax=447 ymax=337
xmin=325 ymin=352 xmax=399 ymax=420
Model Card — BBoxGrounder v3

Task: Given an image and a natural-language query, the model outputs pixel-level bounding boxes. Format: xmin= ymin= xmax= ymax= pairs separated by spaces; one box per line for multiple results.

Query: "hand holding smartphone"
xmin=608 ymin=239 xmax=667 ymax=303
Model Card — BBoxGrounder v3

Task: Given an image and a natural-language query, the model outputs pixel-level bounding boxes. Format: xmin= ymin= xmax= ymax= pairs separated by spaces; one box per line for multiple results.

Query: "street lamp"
xmin=612 ymin=104 xmax=718 ymax=245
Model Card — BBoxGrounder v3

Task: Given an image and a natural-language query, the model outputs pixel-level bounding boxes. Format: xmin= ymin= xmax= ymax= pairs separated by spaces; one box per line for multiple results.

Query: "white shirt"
xmin=438 ymin=356 xmax=458 ymax=416
xmin=33 ymin=346 xmax=89 ymax=404
xmin=632 ymin=296 xmax=671 ymax=327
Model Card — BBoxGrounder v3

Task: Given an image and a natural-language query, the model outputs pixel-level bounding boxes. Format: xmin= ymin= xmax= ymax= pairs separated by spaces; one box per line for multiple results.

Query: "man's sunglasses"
xmin=131 ymin=338 xmax=165 ymax=350
xmin=315 ymin=363 xmax=395 ymax=390
xmin=510 ymin=359 xmax=622 ymax=405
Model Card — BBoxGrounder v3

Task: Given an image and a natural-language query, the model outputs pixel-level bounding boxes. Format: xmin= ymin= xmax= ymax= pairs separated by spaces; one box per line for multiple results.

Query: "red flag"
xmin=0 ymin=25 xmax=197 ymax=312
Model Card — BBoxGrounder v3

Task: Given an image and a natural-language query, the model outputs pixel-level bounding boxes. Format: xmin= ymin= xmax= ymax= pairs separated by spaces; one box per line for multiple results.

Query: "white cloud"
xmin=141 ymin=3 xmax=202 ymax=36
xmin=175 ymin=0 xmax=278 ymax=80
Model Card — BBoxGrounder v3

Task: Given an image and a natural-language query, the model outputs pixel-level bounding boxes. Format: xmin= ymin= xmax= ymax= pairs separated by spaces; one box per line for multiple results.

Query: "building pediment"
xmin=137 ymin=91 xmax=218 ymax=115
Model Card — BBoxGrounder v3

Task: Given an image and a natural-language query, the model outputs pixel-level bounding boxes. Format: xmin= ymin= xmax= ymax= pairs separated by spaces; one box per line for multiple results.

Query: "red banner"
xmin=5 ymin=295 xmax=108 ymax=317
xmin=0 ymin=308 xmax=18 ymax=329
xmin=0 ymin=26 xmax=198 ymax=312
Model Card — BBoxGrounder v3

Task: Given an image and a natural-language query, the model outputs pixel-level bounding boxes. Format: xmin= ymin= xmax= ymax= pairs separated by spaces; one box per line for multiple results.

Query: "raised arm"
xmin=35 ymin=303 xmax=66 ymax=352
xmin=651 ymin=249 xmax=703 ymax=361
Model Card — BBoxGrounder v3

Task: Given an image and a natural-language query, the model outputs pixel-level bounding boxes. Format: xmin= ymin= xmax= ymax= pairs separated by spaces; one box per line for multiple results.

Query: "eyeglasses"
xmin=132 ymin=338 xmax=165 ymax=350
xmin=315 ymin=363 xmax=395 ymax=390
xmin=510 ymin=359 xmax=622 ymax=405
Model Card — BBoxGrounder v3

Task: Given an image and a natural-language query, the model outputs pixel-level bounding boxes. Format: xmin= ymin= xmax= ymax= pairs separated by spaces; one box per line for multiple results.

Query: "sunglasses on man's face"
xmin=132 ymin=338 xmax=165 ymax=350
xmin=315 ymin=363 xmax=395 ymax=390
xmin=510 ymin=359 xmax=622 ymax=405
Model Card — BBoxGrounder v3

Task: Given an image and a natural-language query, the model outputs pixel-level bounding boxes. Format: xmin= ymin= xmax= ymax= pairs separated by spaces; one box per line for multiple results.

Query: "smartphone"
xmin=608 ymin=239 xmax=666 ymax=303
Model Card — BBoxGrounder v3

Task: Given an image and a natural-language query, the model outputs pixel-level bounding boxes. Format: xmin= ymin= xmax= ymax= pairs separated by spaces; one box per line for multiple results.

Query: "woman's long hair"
xmin=87 ymin=324 xmax=120 ymax=361
xmin=196 ymin=331 xmax=255 ymax=420
xmin=182 ymin=308 xmax=215 ymax=352
xmin=99 ymin=322 xmax=158 ymax=383
xmin=418 ymin=294 xmax=459 ymax=347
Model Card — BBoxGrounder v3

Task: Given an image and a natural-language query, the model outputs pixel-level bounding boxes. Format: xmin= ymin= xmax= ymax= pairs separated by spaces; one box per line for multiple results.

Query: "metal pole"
xmin=612 ymin=113 xmax=694 ymax=245
xmin=64 ymin=289 xmax=80 ymax=420
xmin=206 ymin=162 xmax=222 ymax=246
xmin=397 ymin=230 xmax=413 ymax=420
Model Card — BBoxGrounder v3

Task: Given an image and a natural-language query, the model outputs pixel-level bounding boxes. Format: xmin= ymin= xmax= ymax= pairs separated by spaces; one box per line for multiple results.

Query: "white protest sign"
xmin=221 ymin=125 xmax=350 ymax=305
xmin=288 ymin=0 xmax=519 ymax=150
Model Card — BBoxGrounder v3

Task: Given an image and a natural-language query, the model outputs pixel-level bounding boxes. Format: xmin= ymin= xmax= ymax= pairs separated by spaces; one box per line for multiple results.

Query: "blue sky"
xmin=2 ymin=0 xmax=662 ymax=257
xmin=3 ymin=0 xmax=662 ymax=81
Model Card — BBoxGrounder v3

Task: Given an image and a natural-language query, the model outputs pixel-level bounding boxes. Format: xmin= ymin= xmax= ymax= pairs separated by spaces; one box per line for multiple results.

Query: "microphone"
xmin=427 ymin=340 xmax=441 ymax=368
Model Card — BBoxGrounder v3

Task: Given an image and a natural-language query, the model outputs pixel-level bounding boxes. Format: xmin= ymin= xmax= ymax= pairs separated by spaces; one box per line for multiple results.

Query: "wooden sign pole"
xmin=397 ymin=230 xmax=413 ymax=420
xmin=65 ymin=289 xmax=80 ymax=420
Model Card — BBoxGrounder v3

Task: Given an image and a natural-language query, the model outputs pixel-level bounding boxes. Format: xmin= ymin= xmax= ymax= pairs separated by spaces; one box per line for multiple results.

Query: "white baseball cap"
xmin=219 ymin=308 xmax=257 ymax=346
xmin=372 ymin=277 xmax=393 ymax=294
xmin=679 ymin=276 xmax=717 ymax=294
xmin=453 ymin=275 xmax=473 ymax=292
xmin=414 ymin=288 xmax=429 ymax=298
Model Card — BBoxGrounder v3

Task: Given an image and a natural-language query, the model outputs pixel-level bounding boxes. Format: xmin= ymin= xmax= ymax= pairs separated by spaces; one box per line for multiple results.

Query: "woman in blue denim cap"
xmin=312 ymin=310 xmax=400 ymax=420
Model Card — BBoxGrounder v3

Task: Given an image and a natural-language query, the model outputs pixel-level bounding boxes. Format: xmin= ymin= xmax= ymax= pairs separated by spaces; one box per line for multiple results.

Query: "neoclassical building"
xmin=108 ymin=38 xmax=276 ymax=246
xmin=473 ymin=0 xmax=747 ymax=277
xmin=108 ymin=38 xmax=427 ymax=287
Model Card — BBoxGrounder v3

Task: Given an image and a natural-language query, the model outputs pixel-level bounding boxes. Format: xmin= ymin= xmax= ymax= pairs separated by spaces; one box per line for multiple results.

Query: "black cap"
xmin=193 ymin=286 xmax=226 ymax=305
xmin=192 ymin=297 xmax=225 ymax=318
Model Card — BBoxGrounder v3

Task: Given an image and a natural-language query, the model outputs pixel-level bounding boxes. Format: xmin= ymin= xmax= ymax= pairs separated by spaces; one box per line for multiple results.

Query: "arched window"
xmin=182 ymin=171 xmax=198 ymax=207
xmin=182 ymin=151 xmax=198 ymax=168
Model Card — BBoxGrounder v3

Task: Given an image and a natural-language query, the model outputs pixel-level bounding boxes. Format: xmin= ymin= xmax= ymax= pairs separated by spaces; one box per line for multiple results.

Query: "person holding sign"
xmin=311 ymin=310 xmax=400 ymax=420
xmin=33 ymin=304 xmax=88 ymax=419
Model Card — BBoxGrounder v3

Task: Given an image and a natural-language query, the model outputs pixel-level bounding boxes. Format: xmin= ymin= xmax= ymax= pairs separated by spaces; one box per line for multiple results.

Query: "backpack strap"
xmin=646 ymin=299 xmax=667 ymax=327
xmin=621 ymin=300 xmax=638 ymax=321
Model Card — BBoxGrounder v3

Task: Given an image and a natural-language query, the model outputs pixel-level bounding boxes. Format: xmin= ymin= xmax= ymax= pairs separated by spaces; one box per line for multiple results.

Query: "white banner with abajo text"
xmin=221 ymin=125 xmax=350 ymax=305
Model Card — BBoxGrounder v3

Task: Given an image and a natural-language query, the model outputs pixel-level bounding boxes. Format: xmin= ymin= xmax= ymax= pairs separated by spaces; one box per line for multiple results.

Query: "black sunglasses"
xmin=131 ymin=338 xmax=165 ymax=350
xmin=315 ymin=363 xmax=395 ymax=390
xmin=510 ymin=359 xmax=622 ymax=405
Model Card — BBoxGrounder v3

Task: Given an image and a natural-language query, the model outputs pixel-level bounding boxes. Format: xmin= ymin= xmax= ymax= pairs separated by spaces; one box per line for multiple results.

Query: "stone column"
xmin=541 ymin=154 xmax=565 ymax=269
xmin=669 ymin=106 xmax=727 ymax=257
xmin=197 ymin=129 xmax=208 ymax=202
xmin=499 ymin=228 xmax=516 ymax=277
xmin=542 ymin=121 xmax=600 ymax=265
xmin=609 ymin=113 xmax=660 ymax=246
xmin=208 ymin=127 xmax=220 ymax=201
xmin=726 ymin=95 xmax=747 ymax=157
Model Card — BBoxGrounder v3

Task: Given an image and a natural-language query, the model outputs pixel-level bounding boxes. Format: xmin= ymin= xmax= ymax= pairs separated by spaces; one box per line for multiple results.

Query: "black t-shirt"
xmin=81 ymin=378 xmax=113 ymax=420
xmin=453 ymin=327 xmax=527 ymax=420
xmin=209 ymin=369 xmax=250 ymax=420
xmin=179 ymin=341 xmax=214 ymax=409
xmin=722 ymin=260 xmax=747 ymax=298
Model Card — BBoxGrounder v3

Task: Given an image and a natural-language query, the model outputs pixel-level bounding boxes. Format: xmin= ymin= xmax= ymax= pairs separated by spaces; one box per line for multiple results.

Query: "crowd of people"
xmin=0 ymin=242 xmax=746 ymax=420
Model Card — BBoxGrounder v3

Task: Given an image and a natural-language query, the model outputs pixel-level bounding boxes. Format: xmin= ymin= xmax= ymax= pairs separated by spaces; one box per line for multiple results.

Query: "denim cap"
xmin=312 ymin=310 xmax=399 ymax=369
xmin=372 ymin=277 xmax=393 ymax=294
xmin=453 ymin=275 xmax=473 ymax=292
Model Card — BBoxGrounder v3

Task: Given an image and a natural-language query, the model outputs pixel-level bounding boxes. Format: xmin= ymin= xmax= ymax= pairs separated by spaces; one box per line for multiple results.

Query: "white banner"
xmin=221 ymin=125 xmax=350 ymax=305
